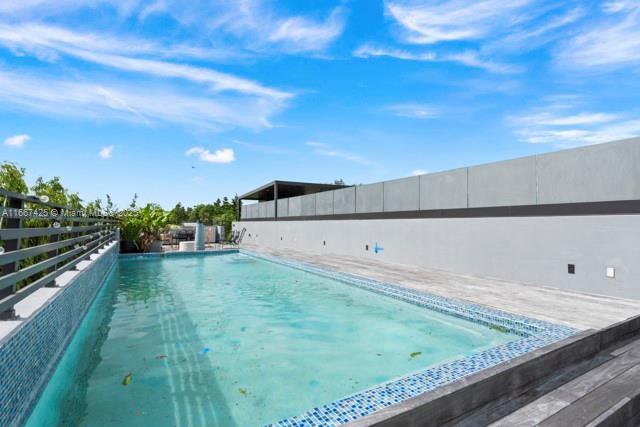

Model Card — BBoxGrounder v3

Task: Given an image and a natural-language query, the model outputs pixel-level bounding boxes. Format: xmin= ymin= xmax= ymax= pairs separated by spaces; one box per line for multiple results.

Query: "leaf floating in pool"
xmin=155 ymin=355 xmax=168 ymax=359
xmin=489 ymin=325 xmax=510 ymax=334
xmin=410 ymin=352 xmax=422 ymax=358
xmin=122 ymin=372 xmax=133 ymax=386
xmin=238 ymin=388 xmax=248 ymax=396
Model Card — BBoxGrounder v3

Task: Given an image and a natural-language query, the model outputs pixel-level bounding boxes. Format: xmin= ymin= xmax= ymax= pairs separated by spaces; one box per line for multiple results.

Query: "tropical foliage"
xmin=0 ymin=162 xmax=239 ymax=254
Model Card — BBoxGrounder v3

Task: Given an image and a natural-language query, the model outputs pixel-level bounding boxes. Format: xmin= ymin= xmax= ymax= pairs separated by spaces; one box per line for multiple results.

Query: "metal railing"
xmin=0 ymin=188 xmax=119 ymax=319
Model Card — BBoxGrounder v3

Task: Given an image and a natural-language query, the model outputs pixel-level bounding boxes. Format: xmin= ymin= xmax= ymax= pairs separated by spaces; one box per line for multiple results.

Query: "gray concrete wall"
xmin=277 ymin=198 xmax=289 ymax=218
xmin=316 ymin=191 xmax=334 ymax=216
xmin=333 ymin=187 xmax=356 ymax=214
xmin=301 ymin=194 xmax=316 ymax=216
xmin=238 ymin=215 xmax=640 ymax=300
xmin=241 ymin=138 xmax=640 ymax=220
xmin=420 ymin=168 xmax=468 ymax=210
xmin=468 ymin=156 xmax=537 ymax=208
xmin=384 ymin=177 xmax=419 ymax=212
xmin=356 ymin=183 xmax=384 ymax=213
xmin=289 ymin=196 xmax=302 ymax=217
xmin=537 ymin=139 xmax=640 ymax=204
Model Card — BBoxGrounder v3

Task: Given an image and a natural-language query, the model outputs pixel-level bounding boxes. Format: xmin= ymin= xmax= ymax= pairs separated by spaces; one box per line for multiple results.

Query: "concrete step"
xmin=487 ymin=338 xmax=640 ymax=427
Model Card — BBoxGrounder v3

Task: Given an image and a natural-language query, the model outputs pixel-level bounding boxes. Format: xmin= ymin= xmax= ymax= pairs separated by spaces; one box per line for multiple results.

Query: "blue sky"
xmin=0 ymin=0 xmax=639 ymax=208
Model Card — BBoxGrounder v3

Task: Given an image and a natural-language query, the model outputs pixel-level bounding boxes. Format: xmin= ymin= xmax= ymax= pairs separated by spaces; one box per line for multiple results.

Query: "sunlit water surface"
xmin=27 ymin=254 xmax=517 ymax=426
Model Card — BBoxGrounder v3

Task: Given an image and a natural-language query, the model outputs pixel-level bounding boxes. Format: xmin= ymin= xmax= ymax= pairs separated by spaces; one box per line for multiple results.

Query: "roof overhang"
xmin=239 ymin=180 xmax=349 ymax=201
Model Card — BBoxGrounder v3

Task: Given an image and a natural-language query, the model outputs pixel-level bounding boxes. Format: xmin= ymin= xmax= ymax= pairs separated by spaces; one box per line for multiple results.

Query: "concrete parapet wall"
xmin=420 ymin=168 xmax=468 ymax=210
xmin=333 ymin=187 xmax=356 ymax=214
xmin=316 ymin=191 xmax=334 ymax=216
xmin=301 ymin=194 xmax=316 ymax=216
xmin=536 ymin=139 xmax=640 ymax=204
xmin=356 ymin=183 xmax=384 ymax=213
xmin=242 ymin=138 xmax=640 ymax=219
xmin=383 ymin=177 xmax=419 ymax=212
xmin=468 ymin=156 xmax=537 ymax=208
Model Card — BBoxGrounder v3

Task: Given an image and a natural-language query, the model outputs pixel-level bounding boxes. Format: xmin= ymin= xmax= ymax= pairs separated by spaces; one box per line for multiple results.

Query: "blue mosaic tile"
xmin=0 ymin=243 xmax=119 ymax=427
xmin=119 ymin=248 xmax=239 ymax=261
xmin=241 ymin=250 xmax=577 ymax=427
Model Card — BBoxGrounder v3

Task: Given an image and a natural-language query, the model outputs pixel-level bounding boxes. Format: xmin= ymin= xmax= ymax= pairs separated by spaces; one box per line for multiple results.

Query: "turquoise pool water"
xmin=27 ymin=253 xmax=518 ymax=426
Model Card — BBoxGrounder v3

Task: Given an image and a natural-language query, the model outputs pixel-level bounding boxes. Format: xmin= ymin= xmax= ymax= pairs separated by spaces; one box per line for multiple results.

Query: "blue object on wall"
xmin=374 ymin=242 xmax=384 ymax=254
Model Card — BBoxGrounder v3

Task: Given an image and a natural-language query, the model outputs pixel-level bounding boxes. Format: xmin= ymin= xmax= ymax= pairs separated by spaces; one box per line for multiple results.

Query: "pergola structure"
xmin=238 ymin=180 xmax=349 ymax=219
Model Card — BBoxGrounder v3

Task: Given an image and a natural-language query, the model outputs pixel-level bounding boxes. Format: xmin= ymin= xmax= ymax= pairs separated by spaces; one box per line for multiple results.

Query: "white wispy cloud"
xmin=0 ymin=0 xmax=129 ymax=17
xmin=186 ymin=147 xmax=235 ymax=164
xmin=3 ymin=133 xmax=29 ymax=147
xmin=267 ymin=7 xmax=346 ymax=53
xmin=443 ymin=51 xmax=522 ymax=74
xmin=99 ymin=145 xmax=114 ymax=159
xmin=141 ymin=1 xmax=346 ymax=54
xmin=354 ymin=45 xmax=436 ymax=61
xmin=412 ymin=169 xmax=428 ymax=176
xmin=0 ymin=19 xmax=294 ymax=132
xmin=305 ymin=141 xmax=375 ymax=166
xmin=354 ymin=44 xmax=519 ymax=74
xmin=494 ymin=6 xmax=585 ymax=51
xmin=385 ymin=103 xmax=439 ymax=119
xmin=510 ymin=101 xmax=640 ymax=145
xmin=385 ymin=0 xmax=535 ymax=45
xmin=556 ymin=2 xmax=640 ymax=69
xmin=361 ymin=1 xmax=591 ymax=74
xmin=0 ymin=22 xmax=237 ymax=62
xmin=0 ymin=23 xmax=290 ymax=100
xmin=0 ymin=68 xmax=284 ymax=130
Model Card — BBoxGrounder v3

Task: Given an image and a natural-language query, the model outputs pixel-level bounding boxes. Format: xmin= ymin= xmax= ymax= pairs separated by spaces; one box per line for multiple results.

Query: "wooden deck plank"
xmin=539 ymin=364 xmax=640 ymax=426
xmin=489 ymin=349 xmax=636 ymax=424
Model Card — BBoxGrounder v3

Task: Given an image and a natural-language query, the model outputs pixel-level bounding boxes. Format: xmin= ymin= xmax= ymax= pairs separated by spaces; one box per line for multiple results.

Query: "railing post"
xmin=0 ymin=197 xmax=24 ymax=319
xmin=45 ymin=216 xmax=59 ymax=288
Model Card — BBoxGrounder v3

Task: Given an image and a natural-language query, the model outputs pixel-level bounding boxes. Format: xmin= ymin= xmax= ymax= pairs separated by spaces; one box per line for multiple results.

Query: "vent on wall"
xmin=568 ymin=264 xmax=575 ymax=274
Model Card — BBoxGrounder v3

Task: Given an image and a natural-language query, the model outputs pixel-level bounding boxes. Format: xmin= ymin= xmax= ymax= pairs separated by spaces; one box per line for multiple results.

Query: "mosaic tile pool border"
xmin=119 ymin=248 xmax=239 ymax=260
xmin=0 ymin=242 xmax=119 ymax=427
xmin=240 ymin=249 xmax=577 ymax=427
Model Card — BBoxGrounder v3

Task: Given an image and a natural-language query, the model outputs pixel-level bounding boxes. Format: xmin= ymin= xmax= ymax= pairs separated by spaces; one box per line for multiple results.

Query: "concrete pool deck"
xmin=242 ymin=245 xmax=640 ymax=331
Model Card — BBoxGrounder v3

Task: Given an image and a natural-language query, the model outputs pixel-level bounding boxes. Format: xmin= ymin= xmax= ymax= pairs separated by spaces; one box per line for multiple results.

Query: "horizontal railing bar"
xmin=0 ymin=234 xmax=116 ymax=314
xmin=0 ymin=234 xmax=94 ymax=265
xmin=0 ymin=234 xmax=109 ymax=292
xmin=0 ymin=188 xmax=72 ymax=210
xmin=0 ymin=225 xmax=100 ymax=240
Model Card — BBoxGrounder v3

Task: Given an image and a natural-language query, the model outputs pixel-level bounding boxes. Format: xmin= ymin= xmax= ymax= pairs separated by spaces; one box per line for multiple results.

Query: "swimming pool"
xmin=26 ymin=251 xmax=575 ymax=426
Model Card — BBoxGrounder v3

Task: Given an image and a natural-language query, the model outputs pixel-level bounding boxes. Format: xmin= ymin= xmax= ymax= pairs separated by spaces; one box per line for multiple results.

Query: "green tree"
xmin=30 ymin=176 xmax=83 ymax=207
xmin=0 ymin=162 xmax=28 ymax=194
xmin=167 ymin=202 xmax=187 ymax=224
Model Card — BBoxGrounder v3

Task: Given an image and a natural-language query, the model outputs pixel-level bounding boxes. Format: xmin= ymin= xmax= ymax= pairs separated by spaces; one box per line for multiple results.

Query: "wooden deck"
xmin=490 ymin=335 xmax=640 ymax=426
